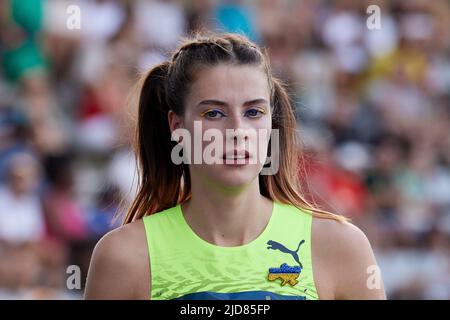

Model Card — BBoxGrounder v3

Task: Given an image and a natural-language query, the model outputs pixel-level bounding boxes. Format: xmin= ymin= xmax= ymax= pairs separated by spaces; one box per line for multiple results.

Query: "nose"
xmin=230 ymin=131 xmax=248 ymax=143
xmin=226 ymin=114 xmax=249 ymax=143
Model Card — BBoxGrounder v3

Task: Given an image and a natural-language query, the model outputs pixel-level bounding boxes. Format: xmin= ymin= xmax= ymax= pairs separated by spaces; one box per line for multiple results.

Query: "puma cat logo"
xmin=267 ymin=239 xmax=305 ymax=268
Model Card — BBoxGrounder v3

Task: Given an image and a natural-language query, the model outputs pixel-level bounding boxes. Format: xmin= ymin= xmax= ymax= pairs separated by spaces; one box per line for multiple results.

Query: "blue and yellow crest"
xmin=266 ymin=239 xmax=305 ymax=287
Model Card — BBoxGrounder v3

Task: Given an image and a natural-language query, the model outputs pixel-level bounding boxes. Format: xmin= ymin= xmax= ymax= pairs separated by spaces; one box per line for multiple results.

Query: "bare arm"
xmin=332 ymin=222 xmax=386 ymax=299
xmin=314 ymin=218 xmax=387 ymax=300
xmin=84 ymin=221 xmax=149 ymax=299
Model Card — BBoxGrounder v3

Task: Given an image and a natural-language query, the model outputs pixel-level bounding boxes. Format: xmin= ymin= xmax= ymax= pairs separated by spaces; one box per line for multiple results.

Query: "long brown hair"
xmin=123 ymin=33 xmax=348 ymax=224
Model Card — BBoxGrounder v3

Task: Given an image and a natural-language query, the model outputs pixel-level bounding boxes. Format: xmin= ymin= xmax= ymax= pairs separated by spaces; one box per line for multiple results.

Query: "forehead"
xmin=185 ymin=64 xmax=271 ymax=106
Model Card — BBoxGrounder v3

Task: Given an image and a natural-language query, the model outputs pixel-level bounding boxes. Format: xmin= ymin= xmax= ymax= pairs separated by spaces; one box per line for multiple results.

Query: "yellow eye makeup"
xmin=200 ymin=109 xmax=214 ymax=117
xmin=245 ymin=107 xmax=267 ymax=117
xmin=253 ymin=107 xmax=267 ymax=114
xmin=200 ymin=109 xmax=226 ymax=118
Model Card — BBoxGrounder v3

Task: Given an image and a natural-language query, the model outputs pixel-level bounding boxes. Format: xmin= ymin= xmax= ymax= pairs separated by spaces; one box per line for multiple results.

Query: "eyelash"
xmin=200 ymin=108 xmax=266 ymax=119
xmin=200 ymin=109 xmax=226 ymax=119
xmin=245 ymin=108 xmax=266 ymax=118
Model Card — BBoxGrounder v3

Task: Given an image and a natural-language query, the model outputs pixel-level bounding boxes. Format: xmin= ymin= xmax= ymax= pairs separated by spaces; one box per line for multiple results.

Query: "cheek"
xmin=251 ymin=116 xmax=272 ymax=143
xmin=260 ymin=113 xmax=272 ymax=130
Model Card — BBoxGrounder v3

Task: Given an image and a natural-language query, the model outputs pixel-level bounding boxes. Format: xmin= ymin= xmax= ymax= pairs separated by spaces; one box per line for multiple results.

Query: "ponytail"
xmin=122 ymin=62 xmax=189 ymax=224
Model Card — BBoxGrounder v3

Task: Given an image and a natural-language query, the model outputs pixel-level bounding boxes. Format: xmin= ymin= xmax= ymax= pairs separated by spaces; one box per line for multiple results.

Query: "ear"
xmin=168 ymin=110 xmax=184 ymax=144
xmin=168 ymin=110 xmax=183 ymax=133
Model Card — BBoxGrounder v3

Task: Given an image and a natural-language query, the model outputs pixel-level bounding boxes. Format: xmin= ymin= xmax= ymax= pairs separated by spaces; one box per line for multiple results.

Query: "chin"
xmin=205 ymin=164 xmax=261 ymax=189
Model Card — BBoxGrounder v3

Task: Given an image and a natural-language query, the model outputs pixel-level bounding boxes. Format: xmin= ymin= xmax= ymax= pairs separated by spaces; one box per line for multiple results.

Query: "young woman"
xmin=84 ymin=33 xmax=386 ymax=300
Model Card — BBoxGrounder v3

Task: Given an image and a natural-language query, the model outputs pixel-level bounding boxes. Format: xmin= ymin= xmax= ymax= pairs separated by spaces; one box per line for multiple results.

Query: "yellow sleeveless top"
xmin=143 ymin=201 xmax=319 ymax=300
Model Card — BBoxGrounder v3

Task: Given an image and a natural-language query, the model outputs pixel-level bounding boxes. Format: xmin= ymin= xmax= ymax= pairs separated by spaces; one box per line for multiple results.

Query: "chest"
xmin=148 ymin=240 xmax=319 ymax=300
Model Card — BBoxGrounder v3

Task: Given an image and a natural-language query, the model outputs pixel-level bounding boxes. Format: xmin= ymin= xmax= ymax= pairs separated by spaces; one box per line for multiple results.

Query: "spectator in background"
xmin=41 ymin=152 xmax=93 ymax=292
xmin=0 ymin=106 xmax=30 ymax=183
xmin=0 ymin=152 xmax=44 ymax=245
xmin=134 ymin=0 xmax=186 ymax=70
xmin=0 ymin=0 xmax=46 ymax=83
xmin=0 ymin=152 xmax=63 ymax=293
xmin=87 ymin=186 xmax=122 ymax=238
xmin=1 ymin=0 xmax=69 ymax=157
xmin=42 ymin=153 xmax=88 ymax=244
xmin=185 ymin=0 xmax=217 ymax=33
xmin=214 ymin=0 xmax=258 ymax=42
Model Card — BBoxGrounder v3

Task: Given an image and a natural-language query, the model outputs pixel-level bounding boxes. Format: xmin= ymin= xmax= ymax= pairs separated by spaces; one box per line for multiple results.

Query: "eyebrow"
xmin=196 ymin=98 xmax=269 ymax=108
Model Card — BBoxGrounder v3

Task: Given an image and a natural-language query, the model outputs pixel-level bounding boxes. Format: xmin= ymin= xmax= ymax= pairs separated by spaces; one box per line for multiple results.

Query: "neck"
xmin=182 ymin=176 xmax=273 ymax=247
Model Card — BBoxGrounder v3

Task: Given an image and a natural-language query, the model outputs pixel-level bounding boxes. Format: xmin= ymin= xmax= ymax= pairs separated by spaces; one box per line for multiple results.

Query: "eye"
xmin=201 ymin=109 xmax=226 ymax=119
xmin=245 ymin=108 xmax=266 ymax=118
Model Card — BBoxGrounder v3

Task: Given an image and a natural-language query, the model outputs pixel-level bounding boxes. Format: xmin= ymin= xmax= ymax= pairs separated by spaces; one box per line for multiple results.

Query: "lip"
xmin=222 ymin=150 xmax=250 ymax=165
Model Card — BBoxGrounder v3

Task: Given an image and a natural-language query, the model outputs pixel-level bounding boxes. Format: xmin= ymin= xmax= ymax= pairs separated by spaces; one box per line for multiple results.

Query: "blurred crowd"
xmin=0 ymin=0 xmax=449 ymax=299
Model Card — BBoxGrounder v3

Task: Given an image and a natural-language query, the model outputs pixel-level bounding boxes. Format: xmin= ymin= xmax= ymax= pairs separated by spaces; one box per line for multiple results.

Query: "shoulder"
xmin=92 ymin=220 xmax=147 ymax=260
xmin=312 ymin=217 xmax=386 ymax=299
xmin=313 ymin=216 xmax=370 ymax=253
xmin=84 ymin=220 xmax=149 ymax=299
